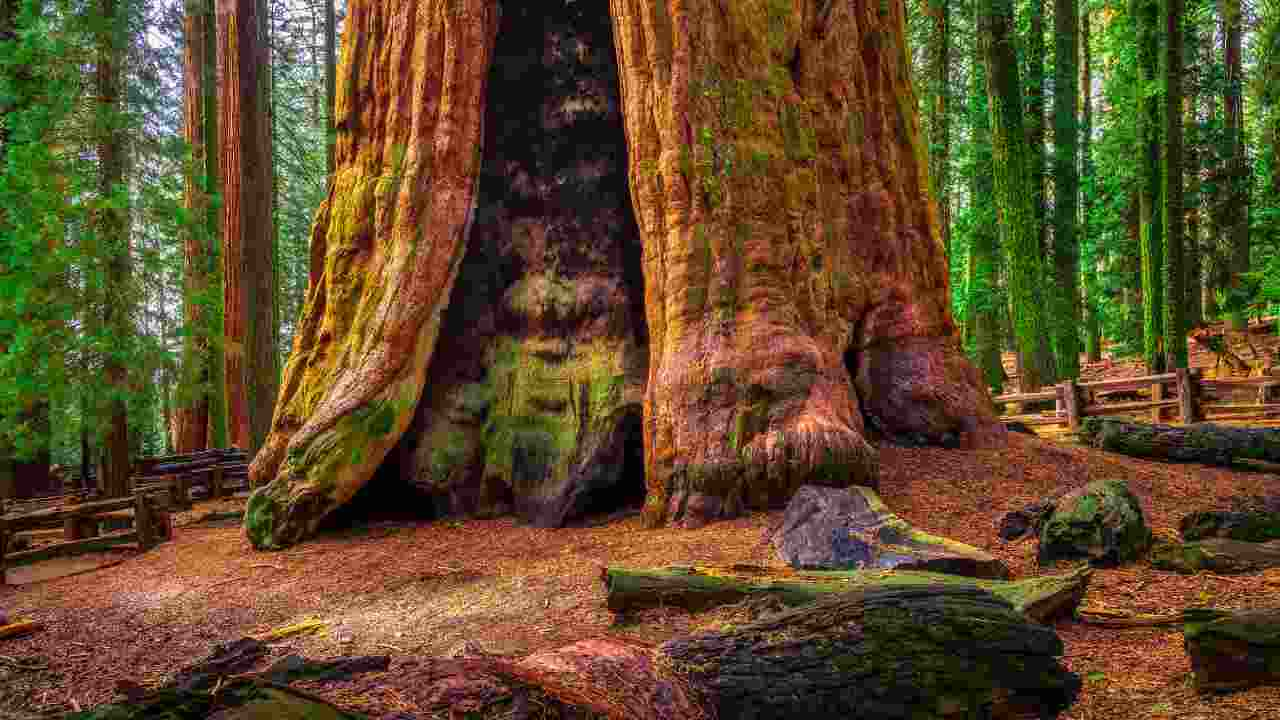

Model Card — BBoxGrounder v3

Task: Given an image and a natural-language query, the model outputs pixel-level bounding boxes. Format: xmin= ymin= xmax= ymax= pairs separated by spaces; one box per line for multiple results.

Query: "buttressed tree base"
xmin=245 ymin=0 xmax=1003 ymax=550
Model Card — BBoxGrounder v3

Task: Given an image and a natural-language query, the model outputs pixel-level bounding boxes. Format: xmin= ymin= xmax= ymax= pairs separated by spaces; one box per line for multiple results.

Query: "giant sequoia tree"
xmin=244 ymin=0 xmax=1002 ymax=549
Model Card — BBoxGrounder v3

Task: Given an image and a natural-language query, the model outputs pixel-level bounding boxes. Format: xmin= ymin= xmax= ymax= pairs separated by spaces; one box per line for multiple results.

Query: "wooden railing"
xmin=0 ymin=490 xmax=170 ymax=583
xmin=995 ymin=369 xmax=1280 ymax=431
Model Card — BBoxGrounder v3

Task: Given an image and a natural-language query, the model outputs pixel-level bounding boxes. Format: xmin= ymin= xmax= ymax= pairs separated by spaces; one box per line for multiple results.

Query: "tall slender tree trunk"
xmin=97 ymin=0 xmax=131 ymax=498
xmin=1025 ymin=0 xmax=1055 ymax=380
xmin=1135 ymin=0 xmax=1165 ymax=372
xmin=324 ymin=0 xmax=336 ymax=179
xmin=1162 ymin=0 xmax=1187 ymax=368
xmin=1080 ymin=6 xmax=1102 ymax=361
xmin=176 ymin=0 xmax=215 ymax=453
xmin=218 ymin=0 xmax=277 ymax=456
xmin=929 ymin=0 xmax=952 ymax=257
xmin=1221 ymin=0 xmax=1248 ymax=330
xmin=245 ymin=0 xmax=1002 ymax=548
xmin=969 ymin=16 xmax=1004 ymax=393
xmin=1053 ymin=0 xmax=1080 ymax=379
xmin=980 ymin=0 xmax=1053 ymax=392
xmin=1185 ymin=15 xmax=1203 ymax=329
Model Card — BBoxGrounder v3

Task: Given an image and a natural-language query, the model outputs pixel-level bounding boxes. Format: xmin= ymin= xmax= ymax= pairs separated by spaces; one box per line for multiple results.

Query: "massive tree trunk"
xmin=246 ymin=0 xmax=1001 ymax=548
xmin=217 ymin=0 xmax=277 ymax=456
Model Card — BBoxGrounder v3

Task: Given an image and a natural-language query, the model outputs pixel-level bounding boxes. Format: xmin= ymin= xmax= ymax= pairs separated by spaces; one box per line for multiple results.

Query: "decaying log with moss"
xmin=507 ymin=585 xmax=1080 ymax=719
xmin=1184 ymin=607 xmax=1280 ymax=692
xmin=1080 ymin=418 xmax=1280 ymax=467
xmin=602 ymin=563 xmax=1092 ymax=624
xmin=1150 ymin=537 xmax=1280 ymax=574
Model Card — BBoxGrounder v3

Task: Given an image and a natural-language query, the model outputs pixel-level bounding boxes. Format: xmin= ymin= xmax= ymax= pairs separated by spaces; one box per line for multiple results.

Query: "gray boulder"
xmin=773 ymin=485 xmax=1011 ymax=579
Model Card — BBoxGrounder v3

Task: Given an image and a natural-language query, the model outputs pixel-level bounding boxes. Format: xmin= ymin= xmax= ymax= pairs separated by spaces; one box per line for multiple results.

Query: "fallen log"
xmin=507 ymin=585 xmax=1080 ymax=719
xmin=1079 ymin=418 xmax=1280 ymax=467
xmin=602 ymin=563 xmax=1092 ymax=624
xmin=1150 ymin=538 xmax=1280 ymax=574
xmin=0 ymin=619 xmax=43 ymax=640
xmin=1184 ymin=607 xmax=1280 ymax=692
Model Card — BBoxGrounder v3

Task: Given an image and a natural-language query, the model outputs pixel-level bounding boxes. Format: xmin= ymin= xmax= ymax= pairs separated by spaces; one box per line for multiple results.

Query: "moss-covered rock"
xmin=1038 ymin=479 xmax=1152 ymax=567
xmin=1151 ymin=537 xmax=1280 ymax=574
xmin=774 ymin=485 xmax=1011 ymax=579
xmin=1184 ymin=607 xmax=1280 ymax=692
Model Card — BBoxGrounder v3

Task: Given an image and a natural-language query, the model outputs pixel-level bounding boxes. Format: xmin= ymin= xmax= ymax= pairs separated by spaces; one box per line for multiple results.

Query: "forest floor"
xmin=3 ymin=434 xmax=1280 ymax=719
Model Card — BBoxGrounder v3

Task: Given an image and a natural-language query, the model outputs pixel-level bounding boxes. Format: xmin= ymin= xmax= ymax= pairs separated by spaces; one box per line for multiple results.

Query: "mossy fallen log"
xmin=1080 ymin=417 xmax=1280 ymax=467
xmin=1184 ymin=608 xmax=1280 ymax=692
xmin=602 ymin=563 xmax=1091 ymax=624
xmin=1150 ymin=538 xmax=1280 ymax=574
xmin=509 ymin=585 xmax=1080 ymax=719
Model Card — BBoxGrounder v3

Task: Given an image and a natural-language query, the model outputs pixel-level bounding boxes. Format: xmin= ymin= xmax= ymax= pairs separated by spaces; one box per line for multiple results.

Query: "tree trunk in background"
xmin=1185 ymin=14 xmax=1203 ymax=329
xmin=1080 ymin=6 xmax=1102 ymax=361
xmin=980 ymin=0 xmax=1053 ymax=391
xmin=1025 ymin=0 xmax=1055 ymax=381
xmin=218 ymin=0 xmax=277 ymax=456
xmin=1135 ymin=0 xmax=1165 ymax=373
xmin=176 ymin=0 xmax=215 ymax=453
xmin=97 ymin=0 xmax=131 ymax=498
xmin=1053 ymin=0 xmax=1080 ymax=379
xmin=969 ymin=12 xmax=1003 ymax=394
xmin=1162 ymin=0 xmax=1187 ymax=368
xmin=324 ymin=0 xmax=335 ymax=179
xmin=245 ymin=0 xmax=1002 ymax=548
xmin=1221 ymin=0 xmax=1248 ymax=330
xmin=929 ymin=0 xmax=952 ymax=257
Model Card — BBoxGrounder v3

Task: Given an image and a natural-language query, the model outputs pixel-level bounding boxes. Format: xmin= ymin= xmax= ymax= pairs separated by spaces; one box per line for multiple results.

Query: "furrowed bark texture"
xmin=245 ymin=0 xmax=499 ymax=548
xmin=1135 ymin=0 xmax=1164 ymax=372
xmin=968 ymin=9 xmax=1003 ymax=393
xmin=1161 ymin=0 xmax=1186 ymax=369
xmin=610 ymin=0 xmax=999 ymax=527
xmin=247 ymin=0 xmax=1000 ymax=545
xmin=979 ymin=0 xmax=1052 ymax=391
xmin=217 ymin=0 xmax=276 ymax=457
xmin=1052 ymin=0 xmax=1080 ymax=379
xmin=175 ymin=0 xmax=215 ymax=454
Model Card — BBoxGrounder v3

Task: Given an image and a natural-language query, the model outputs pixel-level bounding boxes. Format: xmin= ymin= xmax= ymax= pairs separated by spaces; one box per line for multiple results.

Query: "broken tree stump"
xmin=510 ymin=585 xmax=1080 ymax=719
xmin=1184 ymin=607 xmax=1280 ymax=692
xmin=602 ymin=564 xmax=1092 ymax=625
xmin=1080 ymin=418 xmax=1280 ymax=467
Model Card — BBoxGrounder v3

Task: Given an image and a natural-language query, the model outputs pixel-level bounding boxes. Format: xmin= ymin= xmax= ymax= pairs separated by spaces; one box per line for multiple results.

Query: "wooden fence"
xmin=0 ymin=490 xmax=170 ymax=583
xmin=995 ymin=369 xmax=1280 ymax=431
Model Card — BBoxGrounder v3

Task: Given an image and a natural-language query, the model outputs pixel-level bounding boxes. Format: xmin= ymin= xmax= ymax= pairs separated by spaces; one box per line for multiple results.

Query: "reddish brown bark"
xmin=217 ymin=0 xmax=275 ymax=455
xmin=175 ymin=0 xmax=213 ymax=454
xmin=246 ymin=0 xmax=500 ymax=548
xmin=245 ymin=0 xmax=999 ymax=548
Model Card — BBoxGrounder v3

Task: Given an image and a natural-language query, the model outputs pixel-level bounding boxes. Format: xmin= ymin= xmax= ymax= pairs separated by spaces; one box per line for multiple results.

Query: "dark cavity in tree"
xmin=331 ymin=0 xmax=647 ymax=529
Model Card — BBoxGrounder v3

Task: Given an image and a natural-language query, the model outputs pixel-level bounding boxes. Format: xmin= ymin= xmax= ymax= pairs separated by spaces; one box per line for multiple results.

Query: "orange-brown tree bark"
xmin=246 ymin=0 xmax=1000 ymax=549
xmin=175 ymin=0 xmax=217 ymax=454
xmin=217 ymin=0 xmax=276 ymax=456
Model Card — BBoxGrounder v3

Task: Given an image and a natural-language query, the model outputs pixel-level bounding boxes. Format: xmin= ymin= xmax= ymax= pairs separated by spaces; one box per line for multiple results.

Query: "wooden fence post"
xmin=1063 ymin=380 xmax=1082 ymax=431
xmin=135 ymin=492 xmax=155 ymax=551
xmin=1177 ymin=368 xmax=1198 ymax=424
xmin=178 ymin=474 xmax=192 ymax=511
xmin=1151 ymin=382 xmax=1165 ymax=423
xmin=210 ymin=467 xmax=224 ymax=500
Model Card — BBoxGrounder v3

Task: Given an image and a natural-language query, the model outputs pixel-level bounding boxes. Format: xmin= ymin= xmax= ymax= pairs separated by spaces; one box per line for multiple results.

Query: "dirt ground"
xmin=3 ymin=433 xmax=1280 ymax=719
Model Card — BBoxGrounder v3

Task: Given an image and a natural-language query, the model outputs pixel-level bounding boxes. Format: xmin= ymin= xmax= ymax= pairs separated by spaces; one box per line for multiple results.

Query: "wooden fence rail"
xmin=0 ymin=490 xmax=171 ymax=584
xmin=995 ymin=369 xmax=1280 ymax=431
